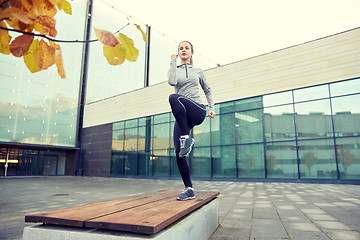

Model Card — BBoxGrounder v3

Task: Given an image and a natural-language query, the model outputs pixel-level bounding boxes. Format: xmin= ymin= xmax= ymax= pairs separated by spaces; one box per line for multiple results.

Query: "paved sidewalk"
xmin=0 ymin=176 xmax=359 ymax=240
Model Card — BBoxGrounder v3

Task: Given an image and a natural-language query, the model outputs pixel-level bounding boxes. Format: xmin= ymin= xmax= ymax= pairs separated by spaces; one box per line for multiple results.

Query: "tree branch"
xmin=0 ymin=23 xmax=130 ymax=43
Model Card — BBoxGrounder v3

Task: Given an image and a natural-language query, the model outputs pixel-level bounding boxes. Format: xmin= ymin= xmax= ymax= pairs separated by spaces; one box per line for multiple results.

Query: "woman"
xmin=168 ymin=41 xmax=216 ymax=200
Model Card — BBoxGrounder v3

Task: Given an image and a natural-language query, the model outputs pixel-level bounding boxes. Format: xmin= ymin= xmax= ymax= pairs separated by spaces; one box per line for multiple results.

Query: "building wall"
xmin=83 ymin=27 xmax=360 ymax=128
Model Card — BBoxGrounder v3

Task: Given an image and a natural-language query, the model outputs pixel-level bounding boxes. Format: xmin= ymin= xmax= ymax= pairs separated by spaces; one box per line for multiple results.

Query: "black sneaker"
xmin=176 ymin=187 xmax=195 ymax=201
xmin=179 ymin=135 xmax=195 ymax=157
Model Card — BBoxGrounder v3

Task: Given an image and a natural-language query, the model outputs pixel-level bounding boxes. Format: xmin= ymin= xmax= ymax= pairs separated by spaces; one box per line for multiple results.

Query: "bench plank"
xmin=86 ymin=191 xmax=219 ymax=234
xmin=25 ymin=190 xmax=178 ymax=227
xmin=25 ymin=190 xmax=219 ymax=235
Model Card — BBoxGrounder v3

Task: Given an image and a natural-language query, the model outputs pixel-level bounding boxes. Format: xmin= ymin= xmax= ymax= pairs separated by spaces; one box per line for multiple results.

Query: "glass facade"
xmin=110 ymin=78 xmax=360 ymax=180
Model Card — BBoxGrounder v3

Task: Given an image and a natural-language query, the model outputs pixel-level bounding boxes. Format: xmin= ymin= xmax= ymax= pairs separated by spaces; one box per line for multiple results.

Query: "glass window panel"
xmin=265 ymin=142 xmax=298 ymax=178
xmin=139 ymin=116 xmax=151 ymax=126
xmin=153 ymin=113 xmax=170 ymax=124
xmin=335 ymin=137 xmax=360 ymax=179
xmin=235 ymin=110 xmax=263 ymax=144
xmin=330 ymin=78 xmax=360 ymax=97
xmin=263 ymin=91 xmax=293 ymax=107
xmin=138 ymin=126 xmax=152 ymax=152
xmin=217 ymin=102 xmax=234 ymax=115
xmin=124 ymin=128 xmax=138 ymax=151
xmin=293 ymin=85 xmax=329 ymax=102
xmin=153 ymin=123 xmax=170 ymax=150
xmin=152 ymin=150 xmax=170 ymax=177
xmin=264 ymin=105 xmax=295 ymax=142
xmin=234 ymin=97 xmax=262 ymax=112
xmin=112 ymin=129 xmax=124 ymax=151
xmin=170 ymin=150 xmax=180 ymax=177
xmin=212 ymin=146 xmax=236 ymax=178
xmin=138 ymin=152 xmax=151 ymax=176
xmin=111 ymin=152 xmax=124 ymax=175
xmin=211 ymin=114 xmax=235 ymax=146
xmin=124 ymin=152 xmax=137 ymax=175
xmin=237 ymin=144 xmax=265 ymax=178
xmin=294 ymin=99 xmax=333 ymax=139
xmin=125 ymin=119 xmax=138 ymax=128
xmin=113 ymin=121 xmax=124 ymax=130
xmin=191 ymin=147 xmax=211 ymax=178
xmin=298 ymin=139 xmax=337 ymax=179
xmin=193 ymin=117 xmax=210 ymax=147
xmin=332 ymin=95 xmax=360 ymax=137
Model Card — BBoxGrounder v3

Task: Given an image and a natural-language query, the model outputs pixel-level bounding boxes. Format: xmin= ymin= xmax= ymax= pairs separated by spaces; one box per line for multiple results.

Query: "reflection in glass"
xmin=191 ymin=147 xmax=211 ymax=178
xmin=124 ymin=128 xmax=137 ymax=151
xmin=152 ymin=123 xmax=170 ymax=150
xmin=330 ymin=78 xmax=360 ymax=97
xmin=331 ymin=95 xmax=360 ymax=137
xmin=124 ymin=152 xmax=137 ymax=175
xmin=263 ymin=91 xmax=293 ymax=107
xmin=152 ymin=150 xmax=170 ymax=177
xmin=266 ymin=142 xmax=297 ymax=178
xmin=111 ymin=152 xmax=124 ymax=175
xmin=293 ymin=85 xmax=329 ymax=102
xmin=234 ymin=97 xmax=262 ymax=112
xmin=335 ymin=137 xmax=360 ymax=179
xmin=235 ymin=110 xmax=263 ymax=144
xmin=212 ymin=146 xmax=236 ymax=178
xmin=264 ymin=104 xmax=295 ymax=142
xmin=294 ymin=99 xmax=333 ymax=139
xmin=217 ymin=102 xmax=234 ymax=115
xmin=112 ymin=129 xmax=124 ymax=151
xmin=237 ymin=144 xmax=265 ymax=178
xmin=298 ymin=139 xmax=336 ymax=179
xmin=193 ymin=117 xmax=210 ymax=147
xmin=211 ymin=114 xmax=235 ymax=146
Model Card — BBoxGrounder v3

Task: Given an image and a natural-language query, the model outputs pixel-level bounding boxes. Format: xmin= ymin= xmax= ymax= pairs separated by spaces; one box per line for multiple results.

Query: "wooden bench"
xmin=25 ymin=190 xmax=219 ymax=236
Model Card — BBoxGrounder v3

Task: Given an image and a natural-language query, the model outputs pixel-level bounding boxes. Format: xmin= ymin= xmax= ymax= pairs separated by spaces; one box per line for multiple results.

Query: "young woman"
xmin=168 ymin=41 xmax=216 ymax=200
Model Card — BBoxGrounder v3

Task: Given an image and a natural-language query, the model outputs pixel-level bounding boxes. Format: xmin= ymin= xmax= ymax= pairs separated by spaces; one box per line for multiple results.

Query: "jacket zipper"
xmin=185 ymin=65 xmax=188 ymax=78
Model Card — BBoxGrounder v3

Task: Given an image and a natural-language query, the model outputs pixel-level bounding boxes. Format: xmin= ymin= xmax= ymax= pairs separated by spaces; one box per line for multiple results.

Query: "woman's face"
xmin=178 ymin=42 xmax=193 ymax=61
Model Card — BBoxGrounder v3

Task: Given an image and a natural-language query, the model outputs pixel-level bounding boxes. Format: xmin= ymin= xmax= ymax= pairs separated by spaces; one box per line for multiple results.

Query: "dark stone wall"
xmin=81 ymin=123 xmax=112 ymax=177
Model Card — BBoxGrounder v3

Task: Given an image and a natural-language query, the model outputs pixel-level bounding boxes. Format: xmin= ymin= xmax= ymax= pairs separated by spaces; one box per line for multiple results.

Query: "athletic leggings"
xmin=169 ymin=94 xmax=206 ymax=188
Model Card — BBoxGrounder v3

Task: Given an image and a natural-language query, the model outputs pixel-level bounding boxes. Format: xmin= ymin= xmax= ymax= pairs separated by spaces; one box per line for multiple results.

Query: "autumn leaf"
xmin=58 ymin=0 xmax=72 ymax=14
xmin=118 ymin=33 xmax=139 ymax=62
xmin=35 ymin=15 xmax=57 ymax=37
xmin=10 ymin=34 xmax=34 ymax=57
xmin=54 ymin=47 xmax=66 ymax=78
xmin=103 ymin=44 xmax=126 ymax=65
xmin=0 ymin=22 xmax=12 ymax=55
xmin=134 ymin=24 xmax=147 ymax=42
xmin=33 ymin=39 xmax=55 ymax=69
xmin=24 ymin=39 xmax=41 ymax=73
xmin=94 ymin=27 xmax=120 ymax=47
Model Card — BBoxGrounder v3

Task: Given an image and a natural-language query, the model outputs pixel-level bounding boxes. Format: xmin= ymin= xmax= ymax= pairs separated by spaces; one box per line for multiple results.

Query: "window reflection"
xmin=264 ymin=104 xmax=295 ymax=142
xmin=335 ymin=137 xmax=360 ymax=179
xmin=266 ymin=142 xmax=298 ymax=178
xmin=191 ymin=147 xmax=211 ymax=178
xmin=193 ymin=117 xmax=210 ymax=147
xmin=294 ymin=85 xmax=329 ymax=102
xmin=235 ymin=110 xmax=263 ymax=144
xmin=294 ymin=99 xmax=333 ymax=139
xmin=263 ymin=91 xmax=293 ymax=107
xmin=330 ymin=78 xmax=360 ymax=97
xmin=212 ymin=146 xmax=236 ymax=178
xmin=298 ymin=139 xmax=337 ymax=179
xmin=237 ymin=144 xmax=265 ymax=178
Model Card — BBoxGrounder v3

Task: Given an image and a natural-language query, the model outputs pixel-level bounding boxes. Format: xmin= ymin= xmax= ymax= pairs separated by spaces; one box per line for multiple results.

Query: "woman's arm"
xmin=168 ymin=55 xmax=178 ymax=86
xmin=199 ymin=70 xmax=216 ymax=118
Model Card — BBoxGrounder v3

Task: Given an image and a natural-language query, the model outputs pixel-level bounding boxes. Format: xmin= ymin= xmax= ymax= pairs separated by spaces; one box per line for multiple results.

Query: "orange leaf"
xmin=103 ymin=44 xmax=126 ymax=65
xmin=10 ymin=34 xmax=34 ymax=57
xmin=33 ymin=39 xmax=55 ymax=70
xmin=134 ymin=24 xmax=147 ymax=42
xmin=54 ymin=47 xmax=66 ymax=78
xmin=0 ymin=7 xmax=35 ymax=25
xmin=94 ymin=27 xmax=120 ymax=47
xmin=35 ymin=15 xmax=57 ymax=37
xmin=0 ymin=22 xmax=12 ymax=55
xmin=23 ymin=39 xmax=41 ymax=73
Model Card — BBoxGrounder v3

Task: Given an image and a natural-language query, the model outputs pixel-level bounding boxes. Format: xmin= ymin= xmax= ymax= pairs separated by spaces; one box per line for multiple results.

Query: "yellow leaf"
xmin=118 ymin=33 xmax=139 ymax=62
xmin=58 ymin=0 xmax=72 ymax=15
xmin=94 ymin=27 xmax=120 ymax=47
xmin=24 ymin=39 xmax=41 ymax=73
xmin=33 ymin=39 xmax=55 ymax=70
xmin=103 ymin=44 xmax=126 ymax=65
xmin=0 ymin=22 xmax=12 ymax=55
xmin=10 ymin=34 xmax=34 ymax=57
xmin=35 ymin=15 xmax=57 ymax=37
xmin=134 ymin=24 xmax=147 ymax=42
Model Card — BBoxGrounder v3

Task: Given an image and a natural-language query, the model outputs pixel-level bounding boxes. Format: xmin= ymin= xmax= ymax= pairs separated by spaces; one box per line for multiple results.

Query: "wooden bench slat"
xmin=25 ymin=190 xmax=178 ymax=227
xmin=85 ymin=191 xmax=219 ymax=234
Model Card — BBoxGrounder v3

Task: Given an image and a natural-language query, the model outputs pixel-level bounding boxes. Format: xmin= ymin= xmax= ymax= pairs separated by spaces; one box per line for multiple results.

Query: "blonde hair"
xmin=178 ymin=41 xmax=194 ymax=65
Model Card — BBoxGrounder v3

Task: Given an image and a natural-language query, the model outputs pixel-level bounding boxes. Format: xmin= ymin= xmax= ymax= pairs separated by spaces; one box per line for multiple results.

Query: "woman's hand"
xmin=208 ymin=110 xmax=216 ymax=119
xmin=171 ymin=54 xmax=178 ymax=60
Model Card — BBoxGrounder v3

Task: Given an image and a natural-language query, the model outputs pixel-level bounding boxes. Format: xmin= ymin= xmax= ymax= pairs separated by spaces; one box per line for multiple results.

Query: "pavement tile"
xmin=325 ymin=230 xmax=360 ymax=240
xmin=315 ymin=220 xmax=354 ymax=231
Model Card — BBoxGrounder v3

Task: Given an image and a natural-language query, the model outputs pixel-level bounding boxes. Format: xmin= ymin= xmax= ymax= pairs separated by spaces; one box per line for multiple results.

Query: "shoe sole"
xmin=176 ymin=196 xmax=195 ymax=201
xmin=179 ymin=138 xmax=195 ymax=157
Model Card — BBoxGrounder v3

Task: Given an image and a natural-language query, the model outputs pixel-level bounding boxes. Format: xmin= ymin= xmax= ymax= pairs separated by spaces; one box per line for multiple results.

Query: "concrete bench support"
xmin=23 ymin=198 xmax=219 ymax=240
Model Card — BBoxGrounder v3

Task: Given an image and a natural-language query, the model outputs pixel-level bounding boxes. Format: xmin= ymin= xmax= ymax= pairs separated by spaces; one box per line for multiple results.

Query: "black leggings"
xmin=169 ymin=94 xmax=206 ymax=188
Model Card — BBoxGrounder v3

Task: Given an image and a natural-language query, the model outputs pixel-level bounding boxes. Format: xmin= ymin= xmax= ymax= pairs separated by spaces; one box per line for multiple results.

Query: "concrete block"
xmin=23 ymin=198 xmax=219 ymax=240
